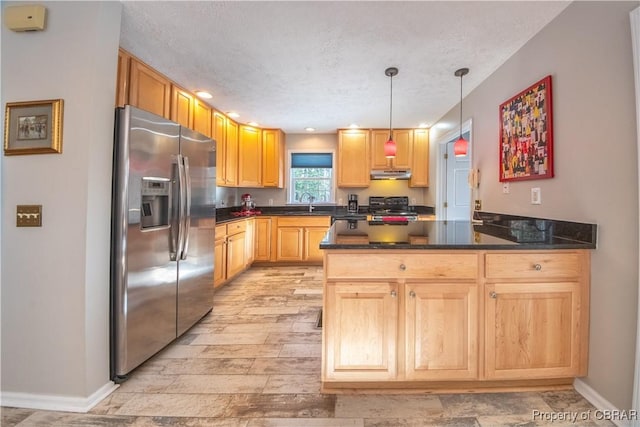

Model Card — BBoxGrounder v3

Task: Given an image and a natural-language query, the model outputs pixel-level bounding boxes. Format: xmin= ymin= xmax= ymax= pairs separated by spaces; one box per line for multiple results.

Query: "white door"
xmin=444 ymin=130 xmax=471 ymax=220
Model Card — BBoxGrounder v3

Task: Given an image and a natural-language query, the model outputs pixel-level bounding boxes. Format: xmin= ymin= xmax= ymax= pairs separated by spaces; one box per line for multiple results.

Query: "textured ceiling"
xmin=119 ymin=1 xmax=570 ymax=134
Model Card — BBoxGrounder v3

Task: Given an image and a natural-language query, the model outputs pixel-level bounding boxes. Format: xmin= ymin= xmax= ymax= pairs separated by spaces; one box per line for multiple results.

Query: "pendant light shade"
xmin=454 ymin=67 xmax=469 ymax=157
xmin=384 ymin=67 xmax=398 ymax=159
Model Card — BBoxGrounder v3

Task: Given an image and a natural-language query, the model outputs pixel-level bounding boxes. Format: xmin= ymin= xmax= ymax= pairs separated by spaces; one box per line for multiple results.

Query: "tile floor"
xmin=2 ymin=266 xmax=613 ymax=426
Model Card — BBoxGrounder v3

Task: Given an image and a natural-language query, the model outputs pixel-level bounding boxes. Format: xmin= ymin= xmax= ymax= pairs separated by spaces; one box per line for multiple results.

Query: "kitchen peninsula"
xmin=319 ymin=213 xmax=596 ymax=393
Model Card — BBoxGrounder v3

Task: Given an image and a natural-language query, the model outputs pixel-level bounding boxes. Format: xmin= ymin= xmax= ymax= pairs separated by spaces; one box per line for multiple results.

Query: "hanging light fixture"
xmin=384 ymin=67 xmax=398 ymax=158
xmin=453 ymin=67 xmax=469 ymax=157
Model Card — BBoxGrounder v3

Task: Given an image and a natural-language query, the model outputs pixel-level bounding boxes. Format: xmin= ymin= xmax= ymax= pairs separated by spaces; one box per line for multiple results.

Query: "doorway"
xmin=436 ymin=121 xmax=472 ymax=221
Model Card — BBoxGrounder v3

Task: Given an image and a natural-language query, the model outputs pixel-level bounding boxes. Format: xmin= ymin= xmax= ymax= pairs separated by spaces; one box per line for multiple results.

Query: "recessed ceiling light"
xmin=348 ymin=123 xmax=359 ymax=129
xmin=248 ymin=121 xmax=259 ymax=127
xmin=195 ymin=91 xmax=212 ymax=99
xmin=305 ymin=127 xmax=316 ymax=132
xmin=227 ymin=111 xmax=240 ymax=119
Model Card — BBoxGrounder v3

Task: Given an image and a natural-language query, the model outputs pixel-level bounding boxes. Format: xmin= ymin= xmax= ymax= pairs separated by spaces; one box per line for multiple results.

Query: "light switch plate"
xmin=502 ymin=183 xmax=510 ymax=194
xmin=531 ymin=188 xmax=542 ymax=205
xmin=17 ymin=205 xmax=42 ymax=227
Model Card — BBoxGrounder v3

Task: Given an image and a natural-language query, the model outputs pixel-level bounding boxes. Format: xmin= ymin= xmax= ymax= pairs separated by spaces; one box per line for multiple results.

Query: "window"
xmin=289 ymin=152 xmax=335 ymax=204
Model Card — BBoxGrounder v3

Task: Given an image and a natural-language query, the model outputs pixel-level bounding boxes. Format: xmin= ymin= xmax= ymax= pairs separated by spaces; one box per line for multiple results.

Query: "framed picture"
xmin=4 ymin=99 xmax=64 ymax=155
xmin=499 ymin=76 xmax=553 ymax=182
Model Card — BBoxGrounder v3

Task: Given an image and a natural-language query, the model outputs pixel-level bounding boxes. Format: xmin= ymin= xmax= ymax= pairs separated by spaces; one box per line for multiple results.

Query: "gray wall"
xmin=430 ymin=1 xmax=639 ymax=410
xmin=1 ymin=1 xmax=121 ymax=402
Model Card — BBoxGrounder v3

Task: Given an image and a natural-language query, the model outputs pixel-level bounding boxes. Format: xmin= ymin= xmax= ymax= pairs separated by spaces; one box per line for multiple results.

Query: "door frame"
xmin=435 ymin=119 xmax=473 ymax=220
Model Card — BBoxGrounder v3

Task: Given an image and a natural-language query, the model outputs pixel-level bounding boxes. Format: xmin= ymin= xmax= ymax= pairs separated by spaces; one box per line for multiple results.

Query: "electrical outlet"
xmin=268 ymin=199 xmax=273 ymax=206
xmin=474 ymin=199 xmax=481 ymax=210
xmin=502 ymin=183 xmax=510 ymax=194
xmin=338 ymin=198 xmax=343 ymax=206
xmin=531 ymin=187 xmax=542 ymax=205
xmin=411 ymin=198 xmax=417 ymax=205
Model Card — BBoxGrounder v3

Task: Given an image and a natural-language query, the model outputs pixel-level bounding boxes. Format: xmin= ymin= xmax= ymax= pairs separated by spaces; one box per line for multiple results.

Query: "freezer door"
xmin=177 ymin=126 xmax=216 ymax=336
xmin=112 ymin=106 xmax=181 ymax=378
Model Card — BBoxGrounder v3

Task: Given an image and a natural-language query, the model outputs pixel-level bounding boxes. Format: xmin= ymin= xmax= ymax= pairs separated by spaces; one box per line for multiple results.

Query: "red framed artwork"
xmin=499 ymin=75 xmax=553 ymax=182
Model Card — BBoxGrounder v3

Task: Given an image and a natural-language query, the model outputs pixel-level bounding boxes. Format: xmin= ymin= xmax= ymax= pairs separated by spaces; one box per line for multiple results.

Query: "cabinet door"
xmin=304 ymin=226 xmax=328 ymax=262
xmin=485 ymin=282 xmax=583 ymax=379
xmin=405 ymin=283 xmax=478 ymax=380
xmin=244 ymin=218 xmax=255 ymax=267
xmin=254 ymin=217 xmax=272 ymax=261
xmin=128 ymin=58 xmax=171 ymax=118
xmin=338 ymin=130 xmax=370 ymax=187
xmin=115 ymin=49 xmax=130 ymax=107
xmin=214 ymin=238 xmax=227 ymax=288
xmin=193 ymin=99 xmax=212 ymax=137
xmin=409 ymin=129 xmax=429 ymax=187
xmin=171 ymin=85 xmax=194 ymax=129
xmin=226 ymin=232 xmax=246 ymax=278
xmin=276 ymin=227 xmax=304 ymax=261
xmin=262 ymin=129 xmax=284 ymax=188
xmin=238 ymin=125 xmax=262 ymax=187
xmin=225 ymin=119 xmax=239 ymax=186
xmin=324 ymin=282 xmax=398 ymax=381
xmin=213 ymin=112 xmax=227 ymax=186
xmin=371 ymin=129 xmax=412 ymax=170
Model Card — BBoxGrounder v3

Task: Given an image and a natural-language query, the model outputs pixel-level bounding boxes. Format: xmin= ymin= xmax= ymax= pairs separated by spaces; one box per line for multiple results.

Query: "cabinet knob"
xmin=390 ymin=290 xmax=397 ymax=298
xmin=533 ymin=263 xmax=542 ymax=271
xmin=409 ymin=290 xmax=416 ymax=298
xmin=489 ymin=291 xmax=497 ymax=299
xmin=399 ymin=264 xmax=406 ymax=271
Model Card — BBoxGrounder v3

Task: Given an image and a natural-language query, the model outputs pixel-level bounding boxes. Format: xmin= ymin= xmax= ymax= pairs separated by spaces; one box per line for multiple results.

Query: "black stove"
xmin=368 ymin=196 xmax=418 ymax=223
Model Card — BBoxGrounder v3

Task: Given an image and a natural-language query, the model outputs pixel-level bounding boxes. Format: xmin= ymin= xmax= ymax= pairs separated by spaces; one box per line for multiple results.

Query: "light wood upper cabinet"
xmin=128 ymin=57 xmax=171 ymax=119
xmin=193 ymin=99 xmax=212 ymax=137
xmin=116 ymin=49 xmax=131 ymax=108
xmin=171 ymin=85 xmax=194 ymax=129
xmin=371 ymin=129 xmax=412 ymax=170
xmin=238 ymin=125 xmax=262 ymax=187
xmin=324 ymin=281 xmax=398 ymax=381
xmin=262 ymin=129 xmax=284 ymax=188
xmin=214 ymin=111 xmax=239 ymax=187
xmin=338 ymin=129 xmax=370 ymax=187
xmin=409 ymin=129 xmax=429 ymax=187
xmin=405 ymin=282 xmax=478 ymax=380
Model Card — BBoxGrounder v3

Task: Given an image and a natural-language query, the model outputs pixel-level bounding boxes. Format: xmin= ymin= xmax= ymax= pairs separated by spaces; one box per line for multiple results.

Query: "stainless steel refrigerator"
xmin=110 ymin=105 xmax=216 ymax=381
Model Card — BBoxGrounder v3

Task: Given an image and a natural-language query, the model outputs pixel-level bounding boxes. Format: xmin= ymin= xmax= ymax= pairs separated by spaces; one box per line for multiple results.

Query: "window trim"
xmin=287 ymin=148 xmax=336 ymax=205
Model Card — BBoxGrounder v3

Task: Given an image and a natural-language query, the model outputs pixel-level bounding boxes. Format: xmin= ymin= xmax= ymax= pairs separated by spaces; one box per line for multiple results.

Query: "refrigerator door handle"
xmin=180 ymin=156 xmax=192 ymax=260
xmin=176 ymin=153 xmax=187 ymax=259
xmin=169 ymin=158 xmax=180 ymax=261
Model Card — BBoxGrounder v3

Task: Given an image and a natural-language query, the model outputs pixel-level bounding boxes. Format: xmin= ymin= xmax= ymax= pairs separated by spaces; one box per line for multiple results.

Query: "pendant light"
xmin=384 ymin=67 xmax=398 ymax=158
xmin=453 ymin=67 xmax=469 ymax=157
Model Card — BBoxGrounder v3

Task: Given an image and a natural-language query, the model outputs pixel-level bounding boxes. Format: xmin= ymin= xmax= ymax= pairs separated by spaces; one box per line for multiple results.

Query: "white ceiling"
xmin=119 ymin=1 xmax=570 ymax=134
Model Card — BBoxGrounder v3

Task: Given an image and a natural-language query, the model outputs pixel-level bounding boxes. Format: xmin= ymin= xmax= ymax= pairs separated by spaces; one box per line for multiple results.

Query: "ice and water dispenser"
xmin=140 ymin=178 xmax=171 ymax=229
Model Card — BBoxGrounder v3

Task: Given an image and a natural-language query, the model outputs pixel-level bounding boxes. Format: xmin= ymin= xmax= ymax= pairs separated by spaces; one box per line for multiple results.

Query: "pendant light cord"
xmin=459 ymin=72 xmax=463 ymax=139
xmin=389 ymin=72 xmax=393 ymax=139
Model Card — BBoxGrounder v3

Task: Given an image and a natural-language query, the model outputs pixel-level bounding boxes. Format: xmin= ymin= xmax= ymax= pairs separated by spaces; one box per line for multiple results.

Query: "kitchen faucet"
xmin=300 ymin=192 xmax=316 ymax=213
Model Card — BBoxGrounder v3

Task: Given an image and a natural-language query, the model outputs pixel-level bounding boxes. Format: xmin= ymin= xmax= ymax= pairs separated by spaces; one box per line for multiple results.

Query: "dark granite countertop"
xmin=216 ymin=205 xmax=434 ymax=224
xmin=320 ymin=212 xmax=596 ymax=250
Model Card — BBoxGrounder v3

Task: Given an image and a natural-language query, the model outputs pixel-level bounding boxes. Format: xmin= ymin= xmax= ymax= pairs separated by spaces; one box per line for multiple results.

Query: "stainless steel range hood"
xmin=370 ymin=169 xmax=411 ymax=180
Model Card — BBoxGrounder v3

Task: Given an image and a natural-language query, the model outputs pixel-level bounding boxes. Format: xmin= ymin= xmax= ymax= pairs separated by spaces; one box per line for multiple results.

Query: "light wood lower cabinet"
xmin=275 ymin=216 xmax=331 ymax=262
xmin=325 ymin=282 xmax=398 ymax=382
xmin=254 ymin=217 xmax=272 ymax=261
xmin=214 ymin=218 xmax=255 ymax=288
xmin=322 ymin=249 xmax=590 ymax=391
xmin=405 ymin=282 xmax=478 ymax=381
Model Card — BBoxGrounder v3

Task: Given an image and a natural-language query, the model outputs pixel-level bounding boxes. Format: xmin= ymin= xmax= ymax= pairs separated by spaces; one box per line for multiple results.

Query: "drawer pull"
xmin=489 ymin=291 xmax=497 ymax=299
xmin=409 ymin=290 xmax=416 ymax=298
xmin=533 ymin=263 xmax=542 ymax=271
xmin=399 ymin=264 xmax=407 ymax=271
xmin=390 ymin=290 xmax=397 ymax=298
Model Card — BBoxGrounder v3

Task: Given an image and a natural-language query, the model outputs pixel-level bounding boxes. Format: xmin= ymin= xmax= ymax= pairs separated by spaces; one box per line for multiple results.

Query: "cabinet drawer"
xmin=226 ymin=220 xmax=247 ymax=235
xmin=485 ymin=252 xmax=583 ymax=280
xmin=277 ymin=216 xmax=330 ymax=227
xmin=325 ymin=252 xmax=478 ymax=280
xmin=215 ymin=224 xmax=227 ymax=240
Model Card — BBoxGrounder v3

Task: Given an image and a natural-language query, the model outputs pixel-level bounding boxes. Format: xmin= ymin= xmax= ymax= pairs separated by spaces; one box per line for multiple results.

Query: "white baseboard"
xmin=574 ymin=378 xmax=634 ymax=427
xmin=0 ymin=381 xmax=118 ymax=413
